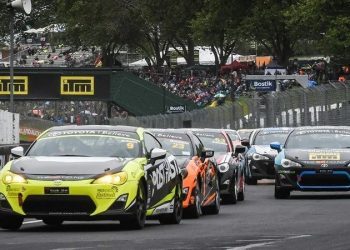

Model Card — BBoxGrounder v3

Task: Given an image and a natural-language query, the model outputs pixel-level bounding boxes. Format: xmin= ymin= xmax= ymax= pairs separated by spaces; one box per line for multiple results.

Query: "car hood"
xmin=10 ymin=156 xmax=130 ymax=179
xmin=284 ymin=149 xmax=350 ymax=167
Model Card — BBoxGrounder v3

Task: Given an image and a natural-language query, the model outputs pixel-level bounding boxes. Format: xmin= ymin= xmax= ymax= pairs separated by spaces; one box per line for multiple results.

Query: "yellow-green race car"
xmin=0 ymin=125 xmax=183 ymax=230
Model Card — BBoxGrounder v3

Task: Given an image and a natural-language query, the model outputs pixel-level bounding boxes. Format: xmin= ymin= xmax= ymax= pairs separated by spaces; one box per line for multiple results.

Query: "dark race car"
xmin=151 ymin=129 xmax=220 ymax=217
xmin=192 ymin=129 xmax=246 ymax=204
xmin=245 ymin=127 xmax=293 ymax=185
xmin=272 ymin=126 xmax=350 ymax=199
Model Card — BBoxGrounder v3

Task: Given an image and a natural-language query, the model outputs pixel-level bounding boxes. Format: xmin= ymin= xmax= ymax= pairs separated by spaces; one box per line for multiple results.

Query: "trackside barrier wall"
xmin=109 ymin=81 xmax=350 ymax=129
xmin=0 ymin=110 xmax=19 ymax=144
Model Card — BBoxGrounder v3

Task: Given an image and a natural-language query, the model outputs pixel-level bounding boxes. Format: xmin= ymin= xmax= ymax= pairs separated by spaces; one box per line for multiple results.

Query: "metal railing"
xmin=109 ymin=81 xmax=350 ymax=129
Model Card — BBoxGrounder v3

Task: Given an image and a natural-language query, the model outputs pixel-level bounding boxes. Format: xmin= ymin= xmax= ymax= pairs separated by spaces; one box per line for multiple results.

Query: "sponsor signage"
xmin=0 ymin=73 xmax=109 ymax=100
xmin=166 ymin=105 xmax=186 ymax=114
xmin=249 ymin=80 xmax=276 ymax=91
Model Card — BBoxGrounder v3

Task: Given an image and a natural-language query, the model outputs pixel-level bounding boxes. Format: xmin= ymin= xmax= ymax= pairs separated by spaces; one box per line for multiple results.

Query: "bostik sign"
xmin=249 ymin=80 xmax=276 ymax=91
xmin=166 ymin=105 xmax=186 ymax=114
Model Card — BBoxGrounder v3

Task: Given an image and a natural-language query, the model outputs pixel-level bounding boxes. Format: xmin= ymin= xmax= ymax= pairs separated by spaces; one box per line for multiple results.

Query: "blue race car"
xmin=271 ymin=126 xmax=350 ymax=199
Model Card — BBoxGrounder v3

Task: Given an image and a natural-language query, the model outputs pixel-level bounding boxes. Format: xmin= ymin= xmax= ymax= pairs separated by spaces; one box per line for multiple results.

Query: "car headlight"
xmin=93 ymin=172 xmax=128 ymax=185
xmin=218 ymin=163 xmax=230 ymax=173
xmin=281 ymin=159 xmax=302 ymax=168
xmin=252 ymin=153 xmax=269 ymax=161
xmin=2 ymin=172 xmax=27 ymax=184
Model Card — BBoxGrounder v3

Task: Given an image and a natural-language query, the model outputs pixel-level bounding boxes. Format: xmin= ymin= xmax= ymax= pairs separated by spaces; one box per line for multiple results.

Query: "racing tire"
xmin=274 ymin=179 xmax=290 ymax=199
xmin=120 ymin=182 xmax=146 ymax=229
xmin=237 ymin=175 xmax=245 ymax=201
xmin=222 ymin=176 xmax=237 ymax=204
xmin=0 ymin=214 xmax=23 ymax=231
xmin=246 ymin=176 xmax=258 ymax=185
xmin=185 ymin=183 xmax=202 ymax=219
xmin=159 ymin=182 xmax=183 ymax=225
xmin=42 ymin=218 xmax=64 ymax=227
xmin=202 ymin=178 xmax=220 ymax=215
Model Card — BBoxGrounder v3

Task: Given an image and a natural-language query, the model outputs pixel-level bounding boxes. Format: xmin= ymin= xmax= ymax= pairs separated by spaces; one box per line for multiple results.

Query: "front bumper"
xmin=276 ymin=168 xmax=350 ymax=191
xmin=0 ymin=179 xmax=138 ymax=219
xmin=218 ymin=167 xmax=235 ymax=194
xmin=249 ymin=159 xmax=275 ymax=179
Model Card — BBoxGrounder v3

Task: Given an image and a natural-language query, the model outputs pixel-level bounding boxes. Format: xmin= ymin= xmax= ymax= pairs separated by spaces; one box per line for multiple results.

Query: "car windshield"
xmin=194 ymin=132 xmax=229 ymax=153
xmin=153 ymin=132 xmax=192 ymax=156
xmin=254 ymin=130 xmax=290 ymax=145
xmin=27 ymin=130 xmax=141 ymax=158
xmin=226 ymin=131 xmax=240 ymax=141
xmin=238 ymin=130 xmax=253 ymax=140
xmin=285 ymin=129 xmax=350 ymax=149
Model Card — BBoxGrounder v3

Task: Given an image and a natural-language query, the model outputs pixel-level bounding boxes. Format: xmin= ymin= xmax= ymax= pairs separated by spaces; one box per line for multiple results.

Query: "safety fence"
xmin=109 ymin=81 xmax=350 ymax=129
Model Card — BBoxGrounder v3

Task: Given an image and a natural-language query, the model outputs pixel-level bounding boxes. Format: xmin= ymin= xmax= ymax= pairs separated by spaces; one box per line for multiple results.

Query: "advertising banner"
xmin=249 ymin=80 xmax=276 ymax=91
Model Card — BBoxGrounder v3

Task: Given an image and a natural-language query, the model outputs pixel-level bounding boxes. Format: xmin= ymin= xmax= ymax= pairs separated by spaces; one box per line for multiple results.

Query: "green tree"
xmin=243 ymin=0 xmax=302 ymax=66
xmin=56 ymin=0 xmax=143 ymax=67
xmin=192 ymin=0 xmax=250 ymax=70
xmin=288 ymin=0 xmax=350 ymax=61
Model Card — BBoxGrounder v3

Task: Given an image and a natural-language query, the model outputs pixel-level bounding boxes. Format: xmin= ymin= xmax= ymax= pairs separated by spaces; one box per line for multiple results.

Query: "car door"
xmin=192 ymin=134 xmax=213 ymax=199
xmin=143 ymin=132 xmax=178 ymax=208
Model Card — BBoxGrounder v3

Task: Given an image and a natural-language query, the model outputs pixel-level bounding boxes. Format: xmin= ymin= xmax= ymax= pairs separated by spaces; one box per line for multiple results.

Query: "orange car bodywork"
xmin=182 ymin=156 xmax=217 ymax=209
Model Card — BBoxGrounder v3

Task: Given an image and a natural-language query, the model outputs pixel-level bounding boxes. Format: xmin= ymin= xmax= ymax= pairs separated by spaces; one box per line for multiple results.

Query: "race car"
xmin=151 ymin=129 xmax=220 ymax=218
xmin=0 ymin=125 xmax=183 ymax=230
xmin=192 ymin=129 xmax=246 ymax=204
xmin=245 ymin=127 xmax=293 ymax=185
xmin=272 ymin=126 xmax=350 ymax=199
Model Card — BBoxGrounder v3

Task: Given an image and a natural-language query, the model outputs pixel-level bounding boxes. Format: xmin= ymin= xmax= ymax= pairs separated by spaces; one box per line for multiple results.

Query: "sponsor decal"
xmin=154 ymin=133 xmax=185 ymax=141
xmin=46 ymin=130 xmax=136 ymax=139
xmin=96 ymin=188 xmax=117 ymax=199
xmin=150 ymin=157 xmax=179 ymax=192
xmin=0 ymin=76 xmax=28 ymax=95
xmin=309 ymin=152 xmax=340 ymax=161
xmin=60 ymin=76 xmax=94 ymax=95
xmin=295 ymin=129 xmax=350 ymax=136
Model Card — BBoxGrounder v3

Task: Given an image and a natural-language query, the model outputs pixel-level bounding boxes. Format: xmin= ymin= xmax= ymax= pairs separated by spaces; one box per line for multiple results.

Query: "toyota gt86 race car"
xmin=192 ymin=129 xmax=246 ymax=204
xmin=245 ymin=127 xmax=293 ymax=185
xmin=272 ymin=126 xmax=350 ymax=199
xmin=152 ymin=129 xmax=220 ymax=218
xmin=0 ymin=125 xmax=183 ymax=230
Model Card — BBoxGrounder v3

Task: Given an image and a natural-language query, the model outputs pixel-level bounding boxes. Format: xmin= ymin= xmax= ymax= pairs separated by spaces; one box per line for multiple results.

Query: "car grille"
xmin=299 ymin=173 xmax=350 ymax=187
xmin=23 ymin=195 xmax=96 ymax=215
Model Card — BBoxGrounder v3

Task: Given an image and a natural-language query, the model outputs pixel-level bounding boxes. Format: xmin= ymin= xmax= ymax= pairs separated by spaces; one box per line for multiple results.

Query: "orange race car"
xmin=151 ymin=129 xmax=220 ymax=218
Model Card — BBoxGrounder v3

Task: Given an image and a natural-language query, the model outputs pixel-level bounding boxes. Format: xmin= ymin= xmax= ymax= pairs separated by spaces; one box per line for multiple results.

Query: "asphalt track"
xmin=1 ymin=181 xmax=350 ymax=250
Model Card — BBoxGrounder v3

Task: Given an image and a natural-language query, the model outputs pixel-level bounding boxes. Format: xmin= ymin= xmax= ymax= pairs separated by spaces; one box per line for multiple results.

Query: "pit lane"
xmin=1 ymin=182 xmax=350 ymax=250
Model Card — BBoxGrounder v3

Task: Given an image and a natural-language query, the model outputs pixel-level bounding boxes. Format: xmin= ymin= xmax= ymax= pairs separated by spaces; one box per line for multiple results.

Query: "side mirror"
xmin=11 ymin=146 xmax=24 ymax=158
xmin=150 ymin=148 xmax=167 ymax=162
xmin=233 ymin=145 xmax=246 ymax=157
xmin=241 ymin=139 xmax=250 ymax=148
xmin=201 ymin=148 xmax=214 ymax=158
xmin=270 ymin=142 xmax=281 ymax=152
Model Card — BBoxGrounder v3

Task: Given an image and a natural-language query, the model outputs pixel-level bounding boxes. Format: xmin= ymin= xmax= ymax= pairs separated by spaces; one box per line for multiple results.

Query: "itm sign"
xmin=166 ymin=105 xmax=186 ymax=114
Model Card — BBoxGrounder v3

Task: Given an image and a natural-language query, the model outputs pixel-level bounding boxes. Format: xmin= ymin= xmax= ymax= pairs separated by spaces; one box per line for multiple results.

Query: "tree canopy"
xmin=0 ymin=0 xmax=349 ymax=69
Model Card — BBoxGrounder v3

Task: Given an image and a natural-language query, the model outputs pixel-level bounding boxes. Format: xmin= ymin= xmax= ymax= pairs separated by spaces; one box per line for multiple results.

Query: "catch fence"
xmin=110 ymin=81 xmax=350 ymax=129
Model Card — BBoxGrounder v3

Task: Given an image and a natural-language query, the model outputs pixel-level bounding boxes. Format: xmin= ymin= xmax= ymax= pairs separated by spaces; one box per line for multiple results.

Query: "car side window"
xmin=192 ymin=134 xmax=204 ymax=157
xmin=144 ymin=133 xmax=162 ymax=153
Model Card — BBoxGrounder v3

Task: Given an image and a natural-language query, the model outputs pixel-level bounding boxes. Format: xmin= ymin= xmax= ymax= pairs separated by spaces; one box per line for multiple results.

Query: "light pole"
xmin=6 ymin=0 xmax=31 ymax=143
